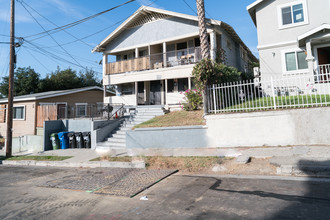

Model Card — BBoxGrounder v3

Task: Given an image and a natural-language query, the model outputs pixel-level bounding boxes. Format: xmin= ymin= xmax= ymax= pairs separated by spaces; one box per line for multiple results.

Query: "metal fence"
xmin=207 ymin=72 xmax=330 ymax=114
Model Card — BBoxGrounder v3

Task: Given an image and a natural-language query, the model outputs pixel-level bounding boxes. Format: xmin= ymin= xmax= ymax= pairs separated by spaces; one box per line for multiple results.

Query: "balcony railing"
xmin=106 ymin=47 xmax=202 ymax=75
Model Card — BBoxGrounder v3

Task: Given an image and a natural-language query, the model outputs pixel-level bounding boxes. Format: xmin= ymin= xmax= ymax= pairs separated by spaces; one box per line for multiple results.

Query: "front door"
xmin=137 ymin=82 xmax=145 ymax=105
xmin=57 ymin=104 xmax=66 ymax=119
xmin=317 ymin=47 xmax=330 ymax=82
xmin=149 ymin=80 xmax=161 ymax=105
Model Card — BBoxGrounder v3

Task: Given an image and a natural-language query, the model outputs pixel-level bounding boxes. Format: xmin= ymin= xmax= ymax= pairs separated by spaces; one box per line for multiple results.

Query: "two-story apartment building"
xmin=247 ymin=0 xmax=330 ymax=83
xmin=93 ymin=6 xmax=257 ymax=107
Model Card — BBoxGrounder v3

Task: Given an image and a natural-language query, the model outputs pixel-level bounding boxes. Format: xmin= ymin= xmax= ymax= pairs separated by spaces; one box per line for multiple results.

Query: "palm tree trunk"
xmin=196 ymin=0 xmax=210 ymax=114
xmin=196 ymin=0 xmax=210 ymax=59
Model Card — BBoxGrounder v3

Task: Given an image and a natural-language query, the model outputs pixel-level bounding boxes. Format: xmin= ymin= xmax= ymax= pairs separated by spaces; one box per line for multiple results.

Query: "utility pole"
xmin=196 ymin=0 xmax=210 ymax=114
xmin=6 ymin=0 xmax=15 ymax=158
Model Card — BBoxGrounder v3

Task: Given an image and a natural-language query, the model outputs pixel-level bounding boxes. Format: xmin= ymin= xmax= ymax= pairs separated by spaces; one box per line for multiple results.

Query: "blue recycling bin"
xmin=58 ymin=132 xmax=70 ymax=149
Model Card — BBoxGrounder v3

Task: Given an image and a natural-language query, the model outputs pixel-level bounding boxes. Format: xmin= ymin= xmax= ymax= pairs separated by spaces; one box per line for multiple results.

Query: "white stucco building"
xmin=247 ymin=0 xmax=330 ymax=82
xmin=93 ymin=6 xmax=257 ymax=107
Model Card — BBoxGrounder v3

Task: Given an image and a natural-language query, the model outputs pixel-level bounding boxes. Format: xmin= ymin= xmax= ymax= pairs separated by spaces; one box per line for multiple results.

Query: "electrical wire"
xmin=23 ymin=0 xmax=136 ymax=39
xmin=19 ymin=1 xmax=84 ymax=69
xmin=20 ymin=0 xmax=94 ymax=48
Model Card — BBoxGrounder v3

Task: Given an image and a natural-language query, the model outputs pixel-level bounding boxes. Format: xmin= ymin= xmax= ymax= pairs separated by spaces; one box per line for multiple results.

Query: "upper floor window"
xmin=278 ymin=0 xmax=308 ymax=29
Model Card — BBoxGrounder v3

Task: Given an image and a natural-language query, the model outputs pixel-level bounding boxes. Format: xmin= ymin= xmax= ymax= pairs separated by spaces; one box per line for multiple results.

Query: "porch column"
xmin=135 ymin=48 xmax=139 ymax=58
xmin=165 ymin=79 xmax=168 ymax=105
xmin=210 ymin=31 xmax=217 ymax=61
xmin=135 ymin=81 xmax=138 ymax=106
xmin=188 ymin=77 xmax=191 ymax=90
xmin=306 ymin=40 xmax=315 ymax=77
xmin=102 ymin=53 xmax=108 ymax=76
xmin=163 ymin=42 xmax=167 ymax=67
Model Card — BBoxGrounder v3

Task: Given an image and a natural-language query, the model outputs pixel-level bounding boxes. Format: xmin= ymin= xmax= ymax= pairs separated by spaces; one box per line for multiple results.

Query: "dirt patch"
xmin=94 ymin=156 xmax=277 ymax=175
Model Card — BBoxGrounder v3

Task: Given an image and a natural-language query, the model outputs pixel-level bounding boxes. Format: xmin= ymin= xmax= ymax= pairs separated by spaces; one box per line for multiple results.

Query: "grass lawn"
xmin=133 ymin=110 xmax=205 ymax=129
xmin=91 ymin=156 xmax=232 ymax=172
xmin=90 ymin=156 xmax=132 ymax=162
xmin=223 ymin=94 xmax=330 ymax=111
xmin=1 ymin=155 xmax=72 ymax=161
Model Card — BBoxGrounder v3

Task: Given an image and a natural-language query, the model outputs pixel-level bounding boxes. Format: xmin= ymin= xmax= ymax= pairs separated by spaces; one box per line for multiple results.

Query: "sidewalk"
xmin=0 ymin=149 xmax=145 ymax=168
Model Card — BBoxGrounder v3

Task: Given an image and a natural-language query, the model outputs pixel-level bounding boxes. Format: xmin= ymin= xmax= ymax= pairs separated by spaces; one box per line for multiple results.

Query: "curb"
xmin=187 ymin=174 xmax=330 ymax=182
xmin=0 ymin=160 xmax=145 ymax=169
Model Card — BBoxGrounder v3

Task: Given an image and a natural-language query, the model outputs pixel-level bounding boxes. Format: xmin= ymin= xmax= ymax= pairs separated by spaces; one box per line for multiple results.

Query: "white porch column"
xmin=210 ymin=31 xmax=217 ymax=61
xmin=306 ymin=40 xmax=315 ymax=77
xmin=188 ymin=77 xmax=191 ymax=90
xmin=102 ymin=53 xmax=108 ymax=76
xmin=163 ymin=42 xmax=167 ymax=67
xmin=135 ymin=48 xmax=139 ymax=58
xmin=135 ymin=81 xmax=138 ymax=106
xmin=165 ymin=79 xmax=168 ymax=105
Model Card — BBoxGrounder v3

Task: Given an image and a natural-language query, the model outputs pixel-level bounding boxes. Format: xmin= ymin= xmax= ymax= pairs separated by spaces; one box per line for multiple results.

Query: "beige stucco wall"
xmin=0 ymin=101 xmax=37 ymax=137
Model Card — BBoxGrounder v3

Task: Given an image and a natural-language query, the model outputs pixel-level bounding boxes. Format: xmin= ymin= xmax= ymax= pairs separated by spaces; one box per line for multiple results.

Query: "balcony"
xmin=105 ymin=47 xmax=202 ymax=75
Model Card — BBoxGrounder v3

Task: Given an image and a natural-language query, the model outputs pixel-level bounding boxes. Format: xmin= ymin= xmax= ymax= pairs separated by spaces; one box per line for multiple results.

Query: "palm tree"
xmin=196 ymin=0 xmax=210 ymax=114
xmin=196 ymin=0 xmax=210 ymax=59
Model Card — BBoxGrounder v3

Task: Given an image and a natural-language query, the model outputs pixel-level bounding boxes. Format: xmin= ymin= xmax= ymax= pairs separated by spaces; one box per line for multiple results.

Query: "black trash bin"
xmin=82 ymin=132 xmax=91 ymax=148
xmin=68 ymin=132 xmax=76 ymax=148
xmin=74 ymin=132 xmax=83 ymax=148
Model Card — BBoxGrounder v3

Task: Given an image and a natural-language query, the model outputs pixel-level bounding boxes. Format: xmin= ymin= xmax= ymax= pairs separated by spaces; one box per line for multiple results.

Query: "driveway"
xmin=0 ymin=166 xmax=330 ymax=219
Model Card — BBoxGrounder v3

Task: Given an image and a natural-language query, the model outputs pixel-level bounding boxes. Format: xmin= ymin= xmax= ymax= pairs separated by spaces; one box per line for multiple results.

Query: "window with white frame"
xmin=13 ymin=106 xmax=25 ymax=120
xmin=278 ymin=0 xmax=308 ymax=29
xmin=76 ymin=103 xmax=87 ymax=117
xmin=284 ymin=50 xmax=308 ymax=72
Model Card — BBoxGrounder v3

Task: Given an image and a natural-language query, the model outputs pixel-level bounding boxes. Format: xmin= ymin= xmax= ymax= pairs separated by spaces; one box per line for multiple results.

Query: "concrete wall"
xmin=12 ymin=135 xmax=43 ymax=154
xmin=91 ymin=119 xmax=124 ymax=149
xmin=43 ymin=119 xmax=93 ymax=151
xmin=205 ymin=107 xmax=330 ymax=147
xmin=126 ymin=126 xmax=208 ymax=149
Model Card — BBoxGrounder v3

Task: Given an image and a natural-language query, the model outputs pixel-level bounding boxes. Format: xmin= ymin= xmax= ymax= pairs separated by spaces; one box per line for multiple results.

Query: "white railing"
xmin=317 ymin=64 xmax=330 ymax=83
xmin=207 ymin=72 xmax=330 ymax=114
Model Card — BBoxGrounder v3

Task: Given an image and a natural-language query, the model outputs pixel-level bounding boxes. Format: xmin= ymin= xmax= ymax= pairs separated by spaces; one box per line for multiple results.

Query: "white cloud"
xmin=0 ymin=9 xmax=33 ymax=23
xmin=136 ymin=0 xmax=163 ymax=8
xmin=48 ymin=0 xmax=85 ymax=19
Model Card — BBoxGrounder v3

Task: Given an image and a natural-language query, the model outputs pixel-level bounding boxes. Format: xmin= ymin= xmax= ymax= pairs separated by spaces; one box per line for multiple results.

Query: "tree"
xmin=0 ymin=67 xmax=40 ymax=97
xmin=79 ymin=68 xmax=101 ymax=87
xmin=38 ymin=67 xmax=82 ymax=92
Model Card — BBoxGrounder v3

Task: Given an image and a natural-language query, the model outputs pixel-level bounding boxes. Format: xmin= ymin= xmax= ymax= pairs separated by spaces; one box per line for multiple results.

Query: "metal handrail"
xmin=109 ymin=103 xmax=125 ymax=120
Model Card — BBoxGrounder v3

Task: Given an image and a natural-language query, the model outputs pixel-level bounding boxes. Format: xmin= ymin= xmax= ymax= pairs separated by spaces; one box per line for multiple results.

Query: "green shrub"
xmin=181 ymin=89 xmax=203 ymax=111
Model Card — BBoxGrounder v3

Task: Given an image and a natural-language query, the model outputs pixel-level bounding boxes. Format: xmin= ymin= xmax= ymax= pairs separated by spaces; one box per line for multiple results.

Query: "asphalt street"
xmin=1 ymin=166 xmax=330 ymax=220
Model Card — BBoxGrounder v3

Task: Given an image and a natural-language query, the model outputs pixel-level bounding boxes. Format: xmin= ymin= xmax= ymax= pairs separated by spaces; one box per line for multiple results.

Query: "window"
xmin=278 ymin=1 xmax=308 ymax=29
xmin=76 ymin=104 xmax=87 ymax=117
xmin=167 ymin=79 xmax=174 ymax=93
xmin=178 ymin=78 xmax=188 ymax=92
xmin=13 ymin=106 xmax=25 ymax=120
xmin=284 ymin=50 xmax=308 ymax=72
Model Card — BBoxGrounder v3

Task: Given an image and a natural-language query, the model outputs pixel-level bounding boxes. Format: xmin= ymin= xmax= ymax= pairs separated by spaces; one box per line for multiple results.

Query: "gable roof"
xmin=297 ymin=24 xmax=330 ymax=47
xmin=92 ymin=6 xmax=257 ymax=61
xmin=247 ymin=0 xmax=267 ymax=26
xmin=0 ymin=86 xmax=112 ymax=103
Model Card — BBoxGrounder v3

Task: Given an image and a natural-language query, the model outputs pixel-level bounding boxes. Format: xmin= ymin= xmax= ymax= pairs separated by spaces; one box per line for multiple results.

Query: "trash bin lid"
xmin=58 ymin=132 xmax=70 ymax=137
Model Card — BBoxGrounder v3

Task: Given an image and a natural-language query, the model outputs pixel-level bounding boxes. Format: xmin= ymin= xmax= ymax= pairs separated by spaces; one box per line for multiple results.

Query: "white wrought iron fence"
xmin=207 ymin=72 xmax=330 ymax=114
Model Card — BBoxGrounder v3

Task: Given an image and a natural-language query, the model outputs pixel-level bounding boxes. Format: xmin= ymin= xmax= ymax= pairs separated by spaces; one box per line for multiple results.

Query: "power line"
xmin=19 ymin=1 xmax=84 ymax=69
xmin=23 ymin=0 xmax=136 ymax=39
xmin=24 ymin=47 xmax=51 ymax=72
xmin=20 ymin=0 xmax=93 ymax=48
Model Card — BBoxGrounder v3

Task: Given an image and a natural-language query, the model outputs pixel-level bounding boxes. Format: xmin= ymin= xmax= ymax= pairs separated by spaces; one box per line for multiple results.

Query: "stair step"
xmin=107 ymin=137 xmax=126 ymax=143
xmin=111 ymin=133 xmax=125 ymax=139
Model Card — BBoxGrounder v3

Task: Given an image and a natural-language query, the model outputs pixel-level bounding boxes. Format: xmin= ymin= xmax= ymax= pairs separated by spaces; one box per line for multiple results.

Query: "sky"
xmin=0 ymin=0 xmax=258 ymax=80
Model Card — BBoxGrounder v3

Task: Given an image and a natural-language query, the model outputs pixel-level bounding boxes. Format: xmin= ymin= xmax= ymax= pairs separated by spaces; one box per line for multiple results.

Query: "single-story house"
xmin=0 ymin=86 xmax=113 ymax=137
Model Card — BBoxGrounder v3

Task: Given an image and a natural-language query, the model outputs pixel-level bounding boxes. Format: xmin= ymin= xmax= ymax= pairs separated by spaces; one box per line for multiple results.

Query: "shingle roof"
xmin=0 ymin=86 xmax=110 ymax=103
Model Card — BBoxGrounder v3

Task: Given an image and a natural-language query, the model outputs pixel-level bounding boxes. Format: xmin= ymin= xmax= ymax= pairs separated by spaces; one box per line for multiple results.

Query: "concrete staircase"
xmin=95 ymin=106 xmax=164 ymax=153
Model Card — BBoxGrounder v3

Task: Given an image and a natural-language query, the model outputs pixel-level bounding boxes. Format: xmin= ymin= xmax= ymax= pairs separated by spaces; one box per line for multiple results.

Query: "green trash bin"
xmin=50 ymin=133 xmax=60 ymax=150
